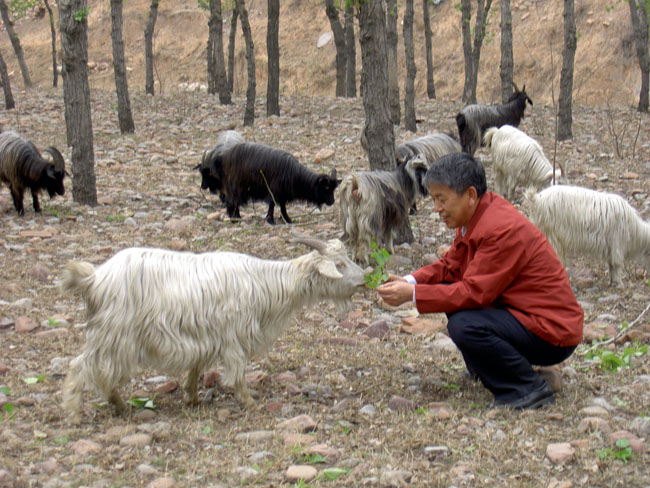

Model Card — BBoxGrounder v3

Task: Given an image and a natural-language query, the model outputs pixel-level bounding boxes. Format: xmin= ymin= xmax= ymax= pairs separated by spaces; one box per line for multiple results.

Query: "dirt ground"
xmin=0 ymin=87 xmax=649 ymax=487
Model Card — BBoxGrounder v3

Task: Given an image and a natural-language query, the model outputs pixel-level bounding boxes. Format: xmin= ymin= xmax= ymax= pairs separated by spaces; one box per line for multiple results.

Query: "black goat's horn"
xmin=43 ymin=146 xmax=65 ymax=173
xmin=512 ymin=81 xmax=520 ymax=92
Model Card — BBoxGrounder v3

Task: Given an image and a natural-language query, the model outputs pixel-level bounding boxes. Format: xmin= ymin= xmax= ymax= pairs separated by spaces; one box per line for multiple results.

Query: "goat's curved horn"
xmin=512 ymin=81 xmax=520 ymax=92
xmin=43 ymin=146 xmax=65 ymax=173
xmin=289 ymin=234 xmax=329 ymax=254
xmin=329 ymin=168 xmax=337 ymax=179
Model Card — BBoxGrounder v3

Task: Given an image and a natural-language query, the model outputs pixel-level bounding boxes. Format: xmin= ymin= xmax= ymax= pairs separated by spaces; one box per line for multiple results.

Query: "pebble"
xmin=248 ymin=450 xmax=274 ymax=463
xmin=578 ymin=406 xmax=609 ymax=417
xmin=306 ymin=443 xmax=341 ymax=461
xmin=35 ymin=327 xmax=70 ymax=338
xmin=29 ymin=263 xmax=50 ymax=281
xmin=387 ymin=395 xmax=416 ymax=413
xmin=608 ymin=430 xmax=644 ymax=453
xmin=145 ymin=478 xmax=176 ymax=488
xmin=71 ymin=439 xmax=102 ymax=456
xmin=14 ymin=315 xmax=38 ymax=332
xmin=236 ymin=466 xmax=260 ymax=482
xmin=424 ymin=445 xmax=450 ymax=458
xmin=427 ymin=335 xmax=457 ymax=353
xmin=11 ymin=298 xmax=33 ymax=310
xmin=0 ymin=470 xmax=14 ymax=484
xmin=285 ymin=465 xmax=317 ymax=481
xmin=363 ymin=319 xmax=390 ymax=339
xmin=32 ymin=459 xmax=57 ymax=475
xmin=631 ymin=416 xmax=650 ymax=437
xmin=359 ymin=404 xmax=376 ymax=418
xmin=119 ymin=433 xmax=152 ymax=447
xmin=578 ymin=417 xmax=611 ymax=434
xmin=278 ymin=414 xmax=317 ymax=432
xmin=545 ymin=442 xmax=575 ymax=464
xmin=136 ymin=463 xmax=158 ymax=475
xmin=0 ymin=360 xmax=7 ymax=375
xmin=283 ymin=433 xmax=316 ymax=447
xmin=235 ymin=430 xmax=275 ymax=443
xmin=379 ymin=469 xmax=412 ymax=486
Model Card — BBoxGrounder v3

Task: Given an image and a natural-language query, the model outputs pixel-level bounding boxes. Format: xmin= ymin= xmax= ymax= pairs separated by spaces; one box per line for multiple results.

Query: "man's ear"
xmin=466 ymin=186 xmax=479 ymax=203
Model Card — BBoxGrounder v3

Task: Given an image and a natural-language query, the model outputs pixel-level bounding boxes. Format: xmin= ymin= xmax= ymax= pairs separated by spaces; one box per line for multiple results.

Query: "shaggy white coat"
xmin=483 ymin=125 xmax=558 ymax=201
xmin=61 ymin=241 xmax=364 ymax=420
xmin=523 ymin=185 xmax=650 ymax=287
xmin=396 ymin=133 xmax=461 ymax=165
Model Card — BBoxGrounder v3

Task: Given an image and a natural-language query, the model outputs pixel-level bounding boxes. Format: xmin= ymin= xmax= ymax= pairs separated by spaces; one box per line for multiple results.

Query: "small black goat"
xmin=0 ymin=130 xmax=66 ymax=216
xmin=456 ymin=83 xmax=533 ymax=156
xmin=195 ymin=130 xmax=244 ymax=201
xmin=220 ymin=142 xmax=340 ymax=224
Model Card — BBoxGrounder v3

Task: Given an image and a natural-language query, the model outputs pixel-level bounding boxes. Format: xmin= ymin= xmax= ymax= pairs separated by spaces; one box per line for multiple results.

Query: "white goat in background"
xmin=523 ymin=185 xmax=650 ymax=287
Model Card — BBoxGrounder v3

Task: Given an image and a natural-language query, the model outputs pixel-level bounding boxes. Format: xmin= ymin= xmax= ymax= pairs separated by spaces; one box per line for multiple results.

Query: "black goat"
xmin=220 ymin=142 xmax=340 ymax=224
xmin=0 ymin=130 xmax=66 ymax=216
xmin=195 ymin=130 xmax=244 ymax=201
xmin=456 ymin=83 xmax=533 ymax=156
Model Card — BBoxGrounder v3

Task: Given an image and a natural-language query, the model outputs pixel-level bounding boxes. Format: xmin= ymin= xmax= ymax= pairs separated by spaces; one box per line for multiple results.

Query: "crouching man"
xmin=377 ymin=153 xmax=583 ymax=409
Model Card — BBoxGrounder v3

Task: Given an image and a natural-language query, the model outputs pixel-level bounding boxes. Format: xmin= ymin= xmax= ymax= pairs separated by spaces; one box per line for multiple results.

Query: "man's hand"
xmin=377 ymin=280 xmax=414 ymax=306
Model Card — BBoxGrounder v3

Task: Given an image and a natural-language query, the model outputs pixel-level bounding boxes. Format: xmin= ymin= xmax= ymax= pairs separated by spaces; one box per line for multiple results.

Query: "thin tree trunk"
xmin=385 ymin=0 xmax=400 ymax=124
xmin=557 ymin=0 xmax=576 ymax=141
xmin=266 ymin=0 xmax=280 ymax=115
xmin=110 ymin=0 xmax=135 ymax=134
xmin=358 ymin=0 xmax=395 ymax=171
xmin=144 ymin=0 xmax=159 ymax=95
xmin=325 ymin=0 xmax=347 ymax=97
xmin=499 ymin=0 xmax=513 ymax=103
xmin=461 ymin=0 xmax=492 ymax=104
xmin=227 ymin=5 xmax=239 ymax=94
xmin=344 ymin=6 xmax=356 ymax=97
xmin=59 ymin=0 xmax=97 ymax=206
xmin=628 ymin=0 xmax=649 ymax=112
xmin=0 ymin=47 xmax=15 ymax=109
xmin=0 ymin=0 xmax=31 ymax=88
xmin=207 ymin=2 xmax=217 ymax=94
xmin=43 ymin=0 xmax=57 ymax=88
xmin=422 ymin=0 xmax=435 ymax=99
xmin=403 ymin=0 xmax=416 ymax=132
xmin=207 ymin=0 xmax=231 ymax=103
xmin=236 ymin=0 xmax=255 ymax=126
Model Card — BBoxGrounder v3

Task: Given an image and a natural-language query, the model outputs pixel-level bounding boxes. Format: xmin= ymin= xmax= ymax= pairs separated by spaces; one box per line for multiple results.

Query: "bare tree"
xmin=0 ymin=0 xmax=31 ymax=88
xmin=385 ymin=0 xmax=400 ymax=124
xmin=43 ymin=0 xmax=58 ymax=88
xmin=344 ymin=5 xmax=356 ymax=97
xmin=144 ymin=0 xmax=159 ymax=95
xmin=110 ymin=0 xmax=135 ymax=134
xmin=266 ymin=0 xmax=280 ymax=115
xmin=236 ymin=0 xmax=255 ymax=126
xmin=227 ymin=3 xmax=239 ymax=94
xmin=557 ymin=0 xmax=576 ymax=141
xmin=499 ymin=0 xmax=513 ymax=103
xmin=0 ymin=47 xmax=14 ymax=109
xmin=403 ymin=0 xmax=416 ymax=131
xmin=358 ymin=0 xmax=395 ymax=171
xmin=460 ymin=0 xmax=493 ymax=104
xmin=207 ymin=0 xmax=231 ymax=104
xmin=325 ymin=0 xmax=347 ymax=97
xmin=59 ymin=0 xmax=97 ymax=206
xmin=422 ymin=0 xmax=435 ymax=99
xmin=628 ymin=0 xmax=649 ymax=112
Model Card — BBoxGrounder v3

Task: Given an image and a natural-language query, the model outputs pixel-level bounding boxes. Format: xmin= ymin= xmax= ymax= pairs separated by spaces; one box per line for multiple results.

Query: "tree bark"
xmin=557 ymin=0 xmax=576 ymax=141
xmin=266 ymin=0 xmax=280 ymax=115
xmin=0 ymin=47 xmax=15 ymax=110
xmin=43 ymin=0 xmax=58 ymax=88
xmin=461 ymin=0 xmax=492 ymax=104
xmin=344 ymin=5 xmax=356 ymax=97
xmin=236 ymin=0 xmax=255 ymax=126
xmin=144 ymin=0 xmax=159 ymax=95
xmin=499 ymin=0 xmax=513 ymax=103
xmin=385 ymin=0 xmax=400 ymax=124
xmin=110 ymin=0 xmax=135 ymax=134
xmin=628 ymin=0 xmax=649 ymax=112
xmin=0 ymin=0 xmax=31 ymax=88
xmin=208 ymin=0 xmax=231 ymax=104
xmin=227 ymin=5 xmax=239 ymax=94
xmin=358 ymin=0 xmax=395 ymax=171
xmin=325 ymin=0 xmax=347 ymax=97
xmin=403 ymin=0 xmax=416 ymax=132
xmin=422 ymin=0 xmax=435 ymax=99
xmin=59 ymin=0 xmax=97 ymax=206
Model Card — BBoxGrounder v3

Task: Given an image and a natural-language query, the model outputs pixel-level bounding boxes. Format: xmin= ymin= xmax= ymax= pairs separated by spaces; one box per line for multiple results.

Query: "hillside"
xmin=0 ymin=0 xmax=642 ymax=107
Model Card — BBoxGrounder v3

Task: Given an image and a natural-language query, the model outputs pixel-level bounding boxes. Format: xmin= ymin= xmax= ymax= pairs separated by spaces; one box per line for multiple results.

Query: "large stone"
xmin=546 ymin=442 xmax=575 ymax=464
xmin=285 ymin=465 xmax=318 ymax=481
xmin=15 ymin=316 xmax=38 ymax=333
xmin=363 ymin=319 xmax=390 ymax=339
xmin=119 ymin=433 xmax=152 ymax=447
xmin=387 ymin=395 xmax=416 ymax=413
xmin=278 ymin=414 xmax=317 ymax=432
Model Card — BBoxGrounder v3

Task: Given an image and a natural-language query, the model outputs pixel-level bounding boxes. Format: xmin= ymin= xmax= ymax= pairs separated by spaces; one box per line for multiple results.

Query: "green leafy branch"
xmin=584 ymin=342 xmax=647 ymax=372
xmin=364 ymin=240 xmax=391 ymax=289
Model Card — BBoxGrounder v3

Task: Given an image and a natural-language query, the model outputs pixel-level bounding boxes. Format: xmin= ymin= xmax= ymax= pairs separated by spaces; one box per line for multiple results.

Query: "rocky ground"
xmin=0 ymin=89 xmax=649 ymax=487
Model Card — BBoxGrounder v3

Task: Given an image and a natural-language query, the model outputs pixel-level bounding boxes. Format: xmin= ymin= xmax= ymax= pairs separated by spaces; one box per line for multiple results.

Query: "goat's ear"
xmin=316 ymin=258 xmax=343 ymax=279
xmin=193 ymin=163 xmax=202 ymax=170
xmin=330 ymin=168 xmax=337 ymax=179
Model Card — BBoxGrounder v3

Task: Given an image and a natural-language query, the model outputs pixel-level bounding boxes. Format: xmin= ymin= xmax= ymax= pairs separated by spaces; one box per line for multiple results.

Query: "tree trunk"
xmin=344 ymin=6 xmax=356 ymax=97
xmin=59 ymin=0 xmax=97 ymax=206
xmin=207 ymin=2 xmax=217 ymax=94
xmin=385 ymin=0 xmax=400 ymax=124
xmin=0 ymin=47 xmax=15 ymax=110
xmin=325 ymin=0 xmax=347 ymax=97
xmin=358 ymin=0 xmax=395 ymax=171
xmin=236 ymin=0 xmax=255 ymax=126
xmin=266 ymin=0 xmax=280 ymax=115
xmin=0 ymin=0 xmax=31 ymax=88
xmin=499 ymin=0 xmax=513 ymax=103
xmin=557 ymin=0 xmax=576 ymax=141
xmin=628 ymin=0 xmax=649 ymax=112
xmin=422 ymin=0 xmax=435 ymax=99
xmin=110 ymin=0 xmax=135 ymax=134
xmin=144 ymin=0 xmax=159 ymax=95
xmin=43 ymin=0 xmax=57 ymax=88
xmin=461 ymin=0 xmax=492 ymax=104
xmin=227 ymin=5 xmax=239 ymax=94
xmin=208 ymin=0 xmax=231 ymax=104
xmin=403 ymin=0 xmax=416 ymax=132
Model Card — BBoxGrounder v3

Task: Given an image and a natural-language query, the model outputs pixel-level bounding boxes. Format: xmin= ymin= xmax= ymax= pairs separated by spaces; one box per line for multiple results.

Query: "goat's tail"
xmin=482 ymin=127 xmax=498 ymax=148
xmin=61 ymin=261 xmax=95 ymax=298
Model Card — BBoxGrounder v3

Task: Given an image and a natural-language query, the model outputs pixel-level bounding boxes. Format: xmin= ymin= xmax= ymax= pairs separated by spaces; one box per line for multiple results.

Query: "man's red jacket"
xmin=412 ymin=192 xmax=583 ymax=347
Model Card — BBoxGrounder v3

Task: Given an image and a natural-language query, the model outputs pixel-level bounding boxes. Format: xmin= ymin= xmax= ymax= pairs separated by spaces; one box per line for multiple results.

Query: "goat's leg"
xmin=279 ymin=202 xmax=292 ymax=224
xmin=265 ymin=201 xmax=276 ymax=225
xmin=234 ymin=375 xmax=256 ymax=409
xmin=184 ymin=365 xmax=201 ymax=405
xmin=62 ymin=357 xmax=84 ymax=423
xmin=31 ymin=190 xmax=42 ymax=213
xmin=9 ymin=185 xmax=24 ymax=216
xmin=107 ymin=389 xmax=127 ymax=416
xmin=608 ymin=250 xmax=625 ymax=288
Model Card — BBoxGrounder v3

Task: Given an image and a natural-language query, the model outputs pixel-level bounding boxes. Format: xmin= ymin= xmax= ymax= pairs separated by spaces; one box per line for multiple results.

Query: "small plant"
xmin=127 ymin=396 xmax=156 ymax=411
xmin=23 ymin=375 xmax=46 ymax=385
xmin=301 ymin=453 xmax=326 ymax=465
xmin=47 ymin=317 xmax=60 ymax=327
xmin=1 ymin=402 xmax=16 ymax=422
xmin=319 ymin=467 xmax=349 ymax=481
xmin=364 ymin=240 xmax=391 ymax=289
xmin=596 ymin=438 xmax=633 ymax=463
xmin=73 ymin=7 xmax=90 ymax=22
xmin=585 ymin=342 xmax=647 ymax=372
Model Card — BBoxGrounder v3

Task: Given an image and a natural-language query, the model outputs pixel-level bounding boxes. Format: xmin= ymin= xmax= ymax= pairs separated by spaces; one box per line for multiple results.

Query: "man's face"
xmin=428 ymin=183 xmax=479 ymax=229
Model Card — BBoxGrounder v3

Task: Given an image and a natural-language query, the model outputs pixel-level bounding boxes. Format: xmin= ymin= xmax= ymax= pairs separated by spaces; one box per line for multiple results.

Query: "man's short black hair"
xmin=424 ymin=153 xmax=487 ymax=198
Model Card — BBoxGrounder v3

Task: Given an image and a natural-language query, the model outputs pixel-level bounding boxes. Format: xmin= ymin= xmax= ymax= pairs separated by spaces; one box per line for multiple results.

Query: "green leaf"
xmin=53 ymin=435 xmax=69 ymax=444
xmin=23 ymin=375 xmax=46 ymax=384
xmin=127 ymin=397 xmax=156 ymax=410
xmin=201 ymin=425 xmax=213 ymax=435
xmin=615 ymin=438 xmax=630 ymax=449
xmin=321 ymin=468 xmax=347 ymax=481
xmin=305 ymin=453 xmax=326 ymax=464
xmin=0 ymin=386 xmax=11 ymax=395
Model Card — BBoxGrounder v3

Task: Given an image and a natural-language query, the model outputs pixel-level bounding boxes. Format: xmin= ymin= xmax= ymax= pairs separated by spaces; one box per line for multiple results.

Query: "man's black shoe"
xmin=493 ymin=383 xmax=555 ymax=410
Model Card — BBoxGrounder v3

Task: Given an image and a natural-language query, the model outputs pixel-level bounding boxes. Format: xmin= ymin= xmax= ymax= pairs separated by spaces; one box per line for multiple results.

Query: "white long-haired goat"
xmin=339 ymin=158 xmax=428 ymax=264
xmin=523 ymin=185 xmax=650 ymax=287
xmin=483 ymin=125 xmax=560 ymax=201
xmin=60 ymin=237 xmax=364 ymax=421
